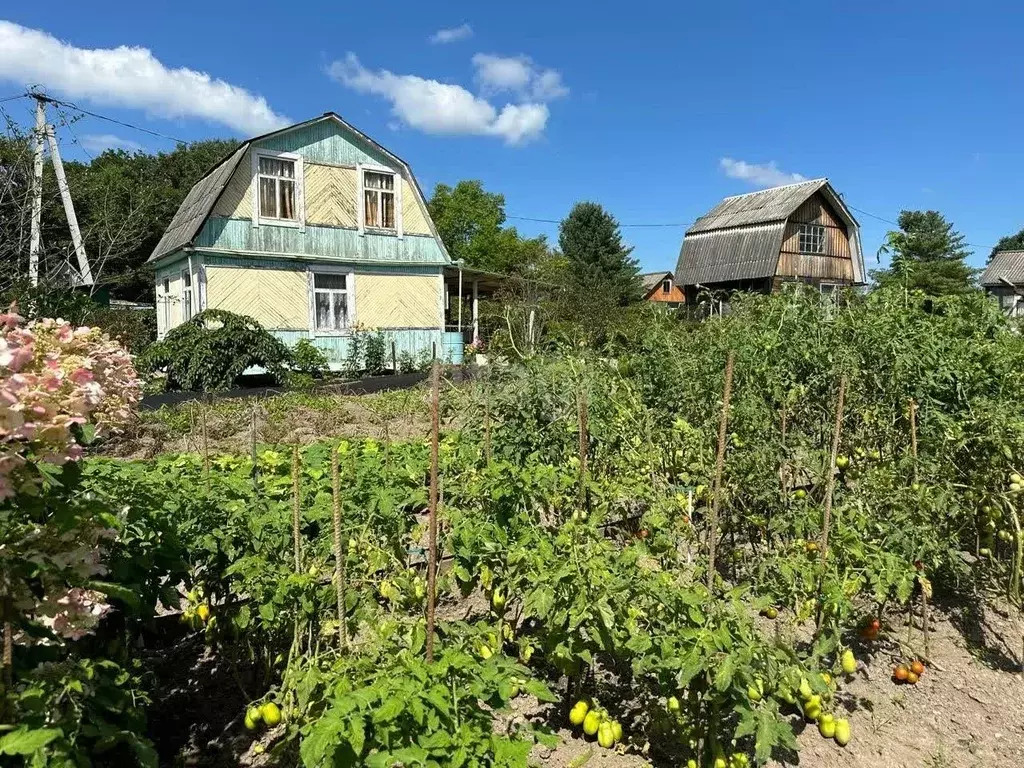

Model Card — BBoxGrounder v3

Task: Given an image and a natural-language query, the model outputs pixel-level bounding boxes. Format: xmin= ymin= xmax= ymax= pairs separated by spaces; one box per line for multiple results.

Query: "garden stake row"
xmin=331 ymin=442 xmax=347 ymax=651
xmin=815 ymin=375 xmax=847 ymax=631
xmin=426 ymin=359 xmax=440 ymax=663
xmin=707 ymin=350 xmax=736 ymax=593
xmin=250 ymin=403 xmax=259 ymax=497
xmin=201 ymin=398 xmax=210 ymax=482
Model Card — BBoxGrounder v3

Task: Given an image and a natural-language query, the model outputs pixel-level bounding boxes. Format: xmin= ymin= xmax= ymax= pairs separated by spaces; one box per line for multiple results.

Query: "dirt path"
xmin=533 ymin=599 xmax=1024 ymax=768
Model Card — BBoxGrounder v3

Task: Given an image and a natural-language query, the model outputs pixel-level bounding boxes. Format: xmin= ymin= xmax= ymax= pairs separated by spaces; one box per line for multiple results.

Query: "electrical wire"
xmin=40 ymin=95 xmax=188 ymax=145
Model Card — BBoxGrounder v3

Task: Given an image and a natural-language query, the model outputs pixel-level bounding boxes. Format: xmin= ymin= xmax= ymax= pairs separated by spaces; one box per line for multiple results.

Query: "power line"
xmin=39 ymin=95 xmax=188 ymax=145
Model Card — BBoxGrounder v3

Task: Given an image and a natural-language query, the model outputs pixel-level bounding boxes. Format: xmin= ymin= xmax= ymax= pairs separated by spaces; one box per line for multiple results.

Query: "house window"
xmin=258 ymin=156 xmax=297 ymax=221
xmin=798 ymin=224 xmax=826 ymax=254
xmin=313 ymin=273 xmax=349 ymax=332
xmin=661 ymin=279 xmax=672 ymax=294
xmin=162 ymin=278 xmax=171 ymax=329
xmin=363 ymin=170 xmax=396 ymax=229
xmin=820 ymin=282 xmax=841 ymax=295
xmin=181 ymin=270 xmax=193 ymax=321
xmin=1000 ymin=292 xmax=1018 ymax=311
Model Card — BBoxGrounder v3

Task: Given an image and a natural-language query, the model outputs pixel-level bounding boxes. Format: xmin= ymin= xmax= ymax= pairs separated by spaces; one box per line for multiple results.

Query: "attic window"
xmin=258 ymin=156 xmax=297 ymax=221
xmin=363 ymin=170 xmax=396 ymax=230
xmin=661 ymin=279 xmax=672 ymax=294
xmin=798 ymin=224 xmax=826 ymax=254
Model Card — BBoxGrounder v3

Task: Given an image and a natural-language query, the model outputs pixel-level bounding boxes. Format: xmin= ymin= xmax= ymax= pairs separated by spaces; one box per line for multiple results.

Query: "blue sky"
xmin=2 ymin=2 xmax=1024 ymax=273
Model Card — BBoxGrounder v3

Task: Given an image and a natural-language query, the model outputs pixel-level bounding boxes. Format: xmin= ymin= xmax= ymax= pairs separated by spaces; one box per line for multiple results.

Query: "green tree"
xmin=990 ymin=227 xmax=1024 ymax=261
xmin=558 ymin=202 xmax=641 ymax=304
xmin=427 ymin=180 xmax=553 ymax=276
xmin=871 ymin=210 xmax=977 ymax=296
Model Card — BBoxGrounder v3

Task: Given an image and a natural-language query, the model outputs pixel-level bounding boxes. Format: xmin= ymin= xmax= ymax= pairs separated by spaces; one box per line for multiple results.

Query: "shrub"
xmin=140 ymin=309 xmax=292 ymax=391
xmin=88 ymin=308 xmax=157 ymax=355
xmin=291 ymin=338 xmax=329 ymax=378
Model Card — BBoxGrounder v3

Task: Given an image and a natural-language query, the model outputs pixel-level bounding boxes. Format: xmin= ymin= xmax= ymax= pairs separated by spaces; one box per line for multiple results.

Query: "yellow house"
xmin=148 ymin=113 xmax=464 ymax=365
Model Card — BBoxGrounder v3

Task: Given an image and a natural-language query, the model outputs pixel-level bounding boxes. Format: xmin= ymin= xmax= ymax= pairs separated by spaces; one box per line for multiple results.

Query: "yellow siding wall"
xmin=305 ymin=164 xmax=358 ymax=227
xmin=212 ymin=149 xmax=253 ymax=219
xmin=206 ymin=266 xmax=309 ymax=330
xmin=210 ymin=157 xmax=433 ymax=236
xmin=356 ymin=274 xmax=440 ymax=329
xmin=402 ymin=179 xmax=431 ymax=235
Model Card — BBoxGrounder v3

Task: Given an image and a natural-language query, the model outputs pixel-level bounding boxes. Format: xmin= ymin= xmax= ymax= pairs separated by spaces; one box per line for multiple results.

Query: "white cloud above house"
xmin=80 ymin=133 xmax=143 ymax=152
xmin=0 ymin=21 xmax=289 ymax=136
xmin=472 ymin=54 xmax=568 ymax=102
xmin=328 ymin=53 xmax=555 ymax=145
xmin=719 ymin=158 xmax=806 ymax=188
xmin=429 ymin=24 xmax=473 ymax=44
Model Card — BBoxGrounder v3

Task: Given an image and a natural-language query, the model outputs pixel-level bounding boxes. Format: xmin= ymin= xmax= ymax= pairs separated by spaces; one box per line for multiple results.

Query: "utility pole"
xmin=26 ymin=92 xmax=93 ymax=288
xmin=28 ymin=98 xmax=45 ymax=286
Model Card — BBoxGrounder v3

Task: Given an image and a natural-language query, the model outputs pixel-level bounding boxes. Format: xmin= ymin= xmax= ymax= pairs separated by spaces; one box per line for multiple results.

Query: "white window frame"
xmin=1000 ymin=292 xmax=1018 ymax=312
xmin=661 ymin=278 xmax=672 ymax=294
xmin=180 ymin=269 xmax=194 ymax=321
xmin=798 ymin=223 xmax=826 ymax=254
xmin=308 ymin=267 xmax=356 ymax=336
xmin=251 ymin=149 xmax=304 ymax=229
xmin=357 ymin=164 xmax=403 ymax=238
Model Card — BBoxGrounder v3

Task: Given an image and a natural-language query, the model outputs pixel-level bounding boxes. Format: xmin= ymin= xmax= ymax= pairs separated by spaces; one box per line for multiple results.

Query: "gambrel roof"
xmin=675 ymin=178 xmax=865 ymax=286
xmin=148 ymin=113 xmax=447 ymax=264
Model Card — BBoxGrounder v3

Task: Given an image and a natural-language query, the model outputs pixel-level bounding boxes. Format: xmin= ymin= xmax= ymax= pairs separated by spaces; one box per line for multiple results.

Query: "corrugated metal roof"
xmin=640 ymin=271 xmax=673 ymax=292
xmin=687 ymin=179 xmax=829 ymax=233
xmin=981 ymin=251 xmax=1024 ymax=286
xmin=677 ymin=223 xmax=787 ymax=285
xmin=148 ymin=145 xmax=247 ymax=263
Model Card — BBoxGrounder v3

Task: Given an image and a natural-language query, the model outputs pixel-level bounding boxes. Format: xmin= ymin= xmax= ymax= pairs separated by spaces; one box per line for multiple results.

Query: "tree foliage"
xmin=990 ymin=226 xmax=1024 ymax=262
xmin=427 ymin=180 xmax=555 ymax=277
xmin=871 ymin=210 xmax=977 ymax=295
xmin=558 ymin=202 xmax=641 ymax=305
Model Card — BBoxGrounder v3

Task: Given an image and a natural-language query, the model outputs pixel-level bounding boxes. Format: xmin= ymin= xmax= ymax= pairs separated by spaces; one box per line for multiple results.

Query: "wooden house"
xmin=640 ymin=271 xmax=685 ymax=308
xmin=148 ymin=113 xmax=471 ymax=366
xmin=980 ymin=251 xmax=1024 ymax=316
xmin=674 ymin=179 xmax=866 ymax=305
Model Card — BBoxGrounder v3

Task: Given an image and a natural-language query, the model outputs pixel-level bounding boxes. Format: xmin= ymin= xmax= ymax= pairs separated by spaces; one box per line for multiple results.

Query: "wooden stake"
xmin=483 ymin=379 xmax=492 ymax=467
xmin=577 ymin=385 xmax=589 ymax=507
xmin=909 ymin=399 xmax=919 ymax=484
xmin=816 ymin=376 xmax=848 ymax=628
xmin=201 ymin=398 xmax=210 ymax=480
xmin=392 ymin=341 xmax=398 ymax=374
xmin=2 ymin=595 xmax=12 ymax=691
xmin=291 ymin=445 xmax=302 ymax=574
xmin=920 ymin=583 xmax=930 ymax=662
xmin=707 ymin=351 xmax=736 ymax=593
xmin=331 ymin=443 xmax=347 ymax=650
xmin=426 ymin=360 xmax=441 ymax=662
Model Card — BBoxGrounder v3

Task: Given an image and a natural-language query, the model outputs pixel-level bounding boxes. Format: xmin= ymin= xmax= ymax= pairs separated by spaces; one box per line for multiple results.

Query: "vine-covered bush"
xmin=141 ymin=309 xmax=292 ymax=391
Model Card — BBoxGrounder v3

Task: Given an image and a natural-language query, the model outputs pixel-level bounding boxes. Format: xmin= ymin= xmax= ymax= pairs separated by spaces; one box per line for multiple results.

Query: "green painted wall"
xmin=254 ymin=119 xmax=395 ymax=169
xmin=196 ymin=218 xmax=447 ymax=264
xmin=274 ymin=329 xmax=463 ymax=367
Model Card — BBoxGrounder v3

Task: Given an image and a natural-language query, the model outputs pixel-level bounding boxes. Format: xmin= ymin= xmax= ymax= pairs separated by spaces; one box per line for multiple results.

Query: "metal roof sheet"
xmin=640 ymin=271 xmax=673 ymax=292
xmin=148 ymin=145 xmax=247 ymax=263
xmin=980 ymin=251 xmax=1024 ymax=286
xmin=687 ymin=179 xmax=829 ymax=234
xmin=676 ymin=222 xmax=787 ymax=285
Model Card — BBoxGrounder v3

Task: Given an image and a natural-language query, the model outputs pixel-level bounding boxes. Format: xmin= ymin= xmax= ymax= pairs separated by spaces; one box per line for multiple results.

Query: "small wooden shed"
xmin=675 ymin=178 xmax=866 ymax=305
xmin=640 ymin=271 xmax=685 ymax=308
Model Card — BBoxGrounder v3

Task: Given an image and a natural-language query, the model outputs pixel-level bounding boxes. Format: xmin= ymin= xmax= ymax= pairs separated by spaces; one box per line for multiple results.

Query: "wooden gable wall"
xmin=776 ymin=192 xmax=854 ymax=282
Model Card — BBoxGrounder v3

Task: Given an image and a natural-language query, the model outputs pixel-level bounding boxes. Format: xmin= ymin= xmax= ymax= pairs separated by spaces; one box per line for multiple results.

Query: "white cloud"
xmin=430 ymin=24 xmax=473 ymax=44
xmin=0 ymin=21 xmax=289 ymax=136
xmin=328 ymin=53 xmax=549 ymax=145
xmin=719 ymin=158 xmax=805 ymax=188
xmin=80 ymin=133 xmax=143 ymax=152
xmin=472 ymin=54 xmax=568 ymax=101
